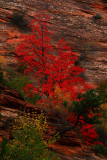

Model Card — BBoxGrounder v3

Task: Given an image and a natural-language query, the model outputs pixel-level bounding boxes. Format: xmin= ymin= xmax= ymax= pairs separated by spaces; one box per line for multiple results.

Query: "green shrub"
xmin=3 ymin=127 xmax=48 ymax=160
xmin=6 ymin=75 xmax=40 ymax=105
xmin=96 ymin=125 xmax=107 ymax=146
xmin=4 ymin=67 xmax=40 ymax=105
xmin=16 ymin=63 xmax=27 ymax=74
xmin=25 ymin=93 xmax=40 ymax=105
xmin=96 ymin=79 xmax=107 ymax=103
xmin=0 ymin=137 xmax=8 ymax=159
xmin=3 ymin=69 xmax=40 ymax=105
xmin=3 ymin=117 xmax=14 ymax=130
xmin=93 ymin=14 xmax=103 ymax=20
xmin=91 ymin=144 xmax=107 ymax=158
xmin=70 ymin=90 xmax=102 ymax=124
xmin=0 ymin=113 xmax=60 ymax=160
xmin=5 ymin=75 xmax=31 ymax=96
xmin=5 ymin=67 xmax=17 ymax=80
xmin=0 ymin=65 xmax=4 ymax=84
xmin=102 ymin=0 xmax=107 ymax=3
xmin=11 ymin=11 xmax=30 ymax=31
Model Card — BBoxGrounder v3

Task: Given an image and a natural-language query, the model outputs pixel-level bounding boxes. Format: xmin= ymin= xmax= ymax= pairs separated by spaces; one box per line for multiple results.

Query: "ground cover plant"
xmin=0 ymin=112 xmax=60 ymax=160
xmin=5 ymin=74 xmax=40 ymax=104
xmin=0 ymin=64 xmax=40 ymax=105
xmin=93 ymin=13 xmax=103 ymax=20
xmin=11 ymin=11 xmax=30 ymax=31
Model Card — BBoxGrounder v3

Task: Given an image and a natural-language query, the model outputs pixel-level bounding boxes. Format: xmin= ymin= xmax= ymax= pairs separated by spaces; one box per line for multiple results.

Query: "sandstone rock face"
xmin=0 ymin=83 xmax=41 ymax=142
xmin=0 ymin=0 xmax=107 ymax=85
xmin=0 ymin=84 xmax=41 ymax=113
xmin=0 ymin=1 xmax=106 ymax=158
xmin=0 ymin=84 xmax=106 ymax=160
xmin=57 ymin=130 xmax=82 ymax=147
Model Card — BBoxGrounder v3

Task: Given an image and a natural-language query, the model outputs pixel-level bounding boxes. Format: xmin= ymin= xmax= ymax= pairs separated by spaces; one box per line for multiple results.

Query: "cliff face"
xmin=0 ymin=1 xmax=107 ymax=159
xmin=0 ymin=0 xmax=107 ymax=84
xmin=0 ymin=84 xmax=105 ymax=160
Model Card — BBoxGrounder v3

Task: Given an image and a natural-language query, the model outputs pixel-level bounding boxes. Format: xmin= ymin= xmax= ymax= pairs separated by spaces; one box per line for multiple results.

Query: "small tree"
xmin=57 ymin=89 xmax=103 ymax=136
xmin=70 ymin=89 xmax=102 ymax=128
xmin=16 ymin=12 xmax=87 ymax=101
xmin=15 ymin=12 xmax=104 ymax=147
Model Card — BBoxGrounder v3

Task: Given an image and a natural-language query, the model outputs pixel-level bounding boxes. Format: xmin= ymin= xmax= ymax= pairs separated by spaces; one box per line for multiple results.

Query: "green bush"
xmin=91 ymin=144 xmax=107 ymax=158
xmin=12 ymin=76 xmax=40 ymax=104
xmin=96 ymin=79 xmax=107 ymax=103
xmin=16 ymin=63 xmax=27 ymax=74
xmin=11 ymin=11 xmax=30 ymax=31
xmin=6 ymin=75 xmax=40 ymax=104
xmin=0 ymin=137 xmax=8 ymax=159
xmin=93 ymin=14 xmax=103 ymax=20
xmin=25 ymin=93 xmax=40 ymax=105
xmin=70 ymin=90 xmax=102 ymax=126
xmin=0 ymin=113 xmax=60 ymax=160
xmin=0 ymin=65 xmax=4 ymax=84
xmin=5 ymin=75 xmax=31 ymax=96
xmin=3 ymin=68 xmax=40 ymax=105
xmin=2 ymin=128 xmax=48 ymax=160
xmin=96 ymin=125 xmax=107 ymax=146
xmin=102 ymin=0 xmax=107 ymax=3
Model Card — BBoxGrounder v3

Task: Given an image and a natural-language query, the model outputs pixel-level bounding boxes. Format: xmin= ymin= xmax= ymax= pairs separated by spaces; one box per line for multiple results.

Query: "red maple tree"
xmin=15 ymin=12 xmax=104 ymax=146
xmin=16 ymin=12 xmax=87 ymax=101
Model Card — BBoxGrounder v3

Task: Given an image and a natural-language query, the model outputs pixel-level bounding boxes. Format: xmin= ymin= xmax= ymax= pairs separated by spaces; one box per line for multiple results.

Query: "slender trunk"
xmin=72 ymin=114 xmax=80 ymax=130
xmin=41 ymin=25 xmax=44 ymax=55
xmin=55 ymin=114 xmax=81 ymax=137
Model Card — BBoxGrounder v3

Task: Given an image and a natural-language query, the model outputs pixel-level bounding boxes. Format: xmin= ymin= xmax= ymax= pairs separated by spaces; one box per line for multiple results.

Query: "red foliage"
xmin=67 ymin=113 xmax=103 ymax=145
xmin=16 ymin=12 xmax=87 ymax=101
xmin=23 ymin=83 xmax=38 ymax=97
xmin=15 ymin=12 xmax=103 ymax=146
xmin=80 ymin=124 xmax=98 ymax=145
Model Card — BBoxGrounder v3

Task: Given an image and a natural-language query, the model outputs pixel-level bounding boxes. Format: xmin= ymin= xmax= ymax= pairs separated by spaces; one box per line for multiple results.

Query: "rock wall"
xmin=0 ymin=0 xmax=107 ymax=84
xmin=0 ymin=83 xmax=105 ymax=160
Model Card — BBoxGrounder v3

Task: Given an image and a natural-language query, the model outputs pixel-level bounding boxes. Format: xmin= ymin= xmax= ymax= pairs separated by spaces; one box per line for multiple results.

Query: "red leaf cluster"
xmin=16 ymin=12 xmax=87 ymax=101
xmin=15 ymin=12 xmax=103 ymax=146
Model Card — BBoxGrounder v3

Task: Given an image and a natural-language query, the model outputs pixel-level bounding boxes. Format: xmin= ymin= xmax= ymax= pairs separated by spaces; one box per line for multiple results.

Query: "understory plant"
xmin=0 ymin=112 xmax=60 ymax=160
xmin=11 ymin=11 xmax=30 ymax=31
xmin=93 ymin=13 xmax=103 ymax=20
xmin=0 ymin=55 xmax=10 ymax=84
xmin=61 ymin=89 xmax=104 ymax=142
xmin=0 ymin=65 xmax=4 ymax=84
xmin=91 ymin=144 xmax=107 ymax=158
xmin=3 ymin=69 xmax=40 ymax=105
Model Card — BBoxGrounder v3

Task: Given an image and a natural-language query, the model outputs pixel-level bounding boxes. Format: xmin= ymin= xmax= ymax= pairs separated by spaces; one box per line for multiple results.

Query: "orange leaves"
xmin=54 ymin=84 xmax=71 ymax=103
xmin=0 ymin=56 xmax=9 ymax=65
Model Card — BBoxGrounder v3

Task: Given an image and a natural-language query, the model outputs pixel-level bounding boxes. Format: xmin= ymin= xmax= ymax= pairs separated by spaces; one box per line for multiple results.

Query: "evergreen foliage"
xmin=93 ymin=14 xmax=103 ymax=20
xmin=0 ymin=113 xmax=60 ymax=160
xmin=70 ymin=89 xmax=102 ymax=127
xmin=0 ymin=66 xmax=4 ymax=84
xmin=11 ymin=11 xmax=30 ymax=31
